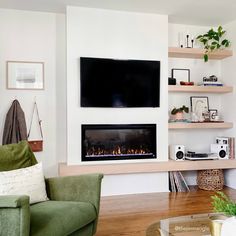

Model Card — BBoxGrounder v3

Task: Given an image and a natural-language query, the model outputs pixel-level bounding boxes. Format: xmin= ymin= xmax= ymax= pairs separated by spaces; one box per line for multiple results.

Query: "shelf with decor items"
xmin=168 ymin=47 xmax=233 ymax=60
xmin=169 ymin=122 xmax=233 ymax=129
xmin=168 ymin=85 xmax=233 ymax=93
xmin=59 ymin=160 xmax=236 ymax=175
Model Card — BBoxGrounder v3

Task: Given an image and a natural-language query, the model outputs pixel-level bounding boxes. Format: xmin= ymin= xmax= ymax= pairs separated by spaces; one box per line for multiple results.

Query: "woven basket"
xmin=197 ymin=169 xmax=224 ymax=191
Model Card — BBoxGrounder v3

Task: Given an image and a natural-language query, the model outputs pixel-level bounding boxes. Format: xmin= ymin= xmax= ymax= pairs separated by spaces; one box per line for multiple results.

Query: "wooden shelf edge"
xmin=59 ymin=160 xmax=236 ymax=176
xmin=169 ymin=122 xmax=233 ymax=129
xmin=168 ymin=85 xmax=233 ymax=93
xmin=168 ymin=47 xmax=233 ymax=59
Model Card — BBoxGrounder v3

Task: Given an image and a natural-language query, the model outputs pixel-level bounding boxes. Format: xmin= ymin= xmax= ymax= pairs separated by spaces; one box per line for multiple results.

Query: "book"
xmin=169 ymin=172 xmax=176 ymax=192
xmin=178 ymin=171 xmax=190 ymax=192
xmin=169 ymin=171 xmax=189 ymax=192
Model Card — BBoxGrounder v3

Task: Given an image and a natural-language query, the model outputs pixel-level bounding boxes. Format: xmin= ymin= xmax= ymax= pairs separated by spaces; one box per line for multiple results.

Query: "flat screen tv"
xmin=80 ymin=57 xmax=160 ymax=107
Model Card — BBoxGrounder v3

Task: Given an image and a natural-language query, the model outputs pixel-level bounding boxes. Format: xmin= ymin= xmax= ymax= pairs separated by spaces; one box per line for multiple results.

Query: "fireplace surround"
xmin=81 ymin=124 xmax=156 ymax=162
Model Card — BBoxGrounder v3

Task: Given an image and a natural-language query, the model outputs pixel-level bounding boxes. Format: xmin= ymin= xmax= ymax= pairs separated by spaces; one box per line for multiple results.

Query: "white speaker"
xmin=210 ymin=144 xmax=229 ymax=159
xmin=169 ymin=145 xmax=185 ymax=161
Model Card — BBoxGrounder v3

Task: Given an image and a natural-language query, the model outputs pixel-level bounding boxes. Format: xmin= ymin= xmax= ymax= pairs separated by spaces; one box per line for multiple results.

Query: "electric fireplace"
xmin=81 ymin=124 xmax=156 ymax=162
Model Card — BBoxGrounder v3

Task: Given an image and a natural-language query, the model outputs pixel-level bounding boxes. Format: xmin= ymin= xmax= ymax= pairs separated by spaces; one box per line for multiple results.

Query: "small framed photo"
xmin=190 ymin=96 xmax=209 ymax=120
xmin=171 ymin=68 xmax=190 ymax=84
xmin=209 ymin=109 xmax=218 ymax=121
xmin=7 ymin=61 xmax=44 ymax=90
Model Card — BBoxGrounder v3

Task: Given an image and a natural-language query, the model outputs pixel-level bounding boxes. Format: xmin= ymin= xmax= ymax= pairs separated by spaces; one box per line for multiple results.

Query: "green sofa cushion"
xmin=0 ymin=141 xmax=37 ymax=171
xmin=30 ymin=200 xmax=96 ymax=236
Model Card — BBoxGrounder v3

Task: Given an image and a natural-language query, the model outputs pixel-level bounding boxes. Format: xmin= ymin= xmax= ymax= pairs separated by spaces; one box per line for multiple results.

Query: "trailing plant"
xmin=196 ymin=26 xmax=230 ymax=62
xmin=211 ymin=191 xmax=236 ymax=216
xmin=171 ymin=105 xmax=189 ymax=115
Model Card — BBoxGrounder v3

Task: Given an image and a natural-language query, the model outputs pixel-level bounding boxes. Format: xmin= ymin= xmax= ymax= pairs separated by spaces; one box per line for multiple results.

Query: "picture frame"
xmin=209 ymin=109 xmax=218 ymax=121
xmin=7 ymin=61 xmax=44 ymax=90
xmin=190 ymin=96 xmax=209 ymax=121
xmin=171 ymin=68 xmax=190 ymax=84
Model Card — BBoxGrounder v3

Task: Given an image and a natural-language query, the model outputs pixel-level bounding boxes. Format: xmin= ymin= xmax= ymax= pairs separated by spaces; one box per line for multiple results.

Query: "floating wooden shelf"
xmin=169 ymin=122 xmax=233 ymax=129
xmin=168 ymin=85 xmax=233 ymax=93
xmin=59 ymin=159 xmax=236 ymax=175
xmin=168 ymin=47 xmax=233 ymax=60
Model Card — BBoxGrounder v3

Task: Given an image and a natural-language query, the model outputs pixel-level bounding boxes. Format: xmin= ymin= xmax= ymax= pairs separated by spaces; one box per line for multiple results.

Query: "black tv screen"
xmin=80 ymin=57 xmax=160 ymax=107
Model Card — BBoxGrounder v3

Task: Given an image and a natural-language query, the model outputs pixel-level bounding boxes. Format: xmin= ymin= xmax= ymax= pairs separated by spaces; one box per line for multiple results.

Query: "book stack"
xmin=169 ymin=171 xmax=190 ymax=192
xmin=229 ymin=137 xmax=235 ymax=159
xmin=198 ymin=81 xmax=224 ymax=86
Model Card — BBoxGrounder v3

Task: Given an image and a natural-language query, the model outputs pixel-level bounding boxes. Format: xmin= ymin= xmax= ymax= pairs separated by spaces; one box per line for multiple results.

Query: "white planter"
xmin=221 ymin=216 xmax=236 ymax=236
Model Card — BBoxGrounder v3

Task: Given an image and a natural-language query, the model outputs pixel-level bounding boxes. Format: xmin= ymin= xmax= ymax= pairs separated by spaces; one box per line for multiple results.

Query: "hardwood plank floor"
xmin=96 ymin=186 xmax=236 ymax=236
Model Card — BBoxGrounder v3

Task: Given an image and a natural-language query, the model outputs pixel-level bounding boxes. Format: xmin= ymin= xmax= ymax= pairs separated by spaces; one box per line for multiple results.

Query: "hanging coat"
xmin=2 ymin=100 xmax=28 ymax=145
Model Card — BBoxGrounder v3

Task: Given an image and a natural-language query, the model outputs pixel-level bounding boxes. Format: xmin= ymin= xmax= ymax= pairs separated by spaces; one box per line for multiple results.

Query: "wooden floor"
xmin=96 ymin=186 xmax=236 ymax=236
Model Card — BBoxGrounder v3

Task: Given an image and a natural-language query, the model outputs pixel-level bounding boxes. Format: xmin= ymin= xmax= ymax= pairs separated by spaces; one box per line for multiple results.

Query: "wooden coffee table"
xmin=146 ymin=213 xmax=222 ymax=236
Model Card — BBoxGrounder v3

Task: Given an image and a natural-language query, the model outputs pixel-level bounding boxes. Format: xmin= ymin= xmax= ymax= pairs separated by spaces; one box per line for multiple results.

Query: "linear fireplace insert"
xmin=82 ymin=124 xmax=156 ymax=162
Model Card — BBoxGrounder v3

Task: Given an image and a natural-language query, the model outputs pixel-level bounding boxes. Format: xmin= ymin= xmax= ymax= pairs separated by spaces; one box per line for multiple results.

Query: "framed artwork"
xmin=190 ymin=96 xmax=209 ymax=121
xmin=171 ymin=68 xmax=190 ymax=84
xmin=209 ymin=109 xmax=218 ymax=121
xmin=7 ymin=61 xmax=44 ymax=90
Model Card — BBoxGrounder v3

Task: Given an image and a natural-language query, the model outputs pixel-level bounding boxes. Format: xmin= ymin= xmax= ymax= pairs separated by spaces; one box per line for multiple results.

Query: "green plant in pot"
xmin=196 ymin=26 xmax=230 ymax=62
xmin=211 ymin=192 xmax=236 ymax=236
xmin=171 ymin=105 xmax=189 ymax=120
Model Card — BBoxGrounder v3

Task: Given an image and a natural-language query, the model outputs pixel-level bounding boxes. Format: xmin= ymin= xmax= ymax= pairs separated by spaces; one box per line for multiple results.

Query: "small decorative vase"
xmin=209 ymin=215 xmax=228 ymax=236
xmin=221 ymin=216 xmax=236 ymax=236
xmin=174 ymin=112 xmax=184 ymax=120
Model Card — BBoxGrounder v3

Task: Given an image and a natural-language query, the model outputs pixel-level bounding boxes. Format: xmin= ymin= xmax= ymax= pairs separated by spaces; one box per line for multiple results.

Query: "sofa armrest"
xmin=0 ymin=195 xmax=29 ymax=208
xmin=46 ymin=173 xmax=103 ymax=234
xmin=0 ymin=195 xmax=30 ymax=236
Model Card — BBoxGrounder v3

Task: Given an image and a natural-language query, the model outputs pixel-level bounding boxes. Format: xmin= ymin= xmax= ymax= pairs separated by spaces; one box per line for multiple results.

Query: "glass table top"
xmin=146 ymin=213 xmax=223 ymax=236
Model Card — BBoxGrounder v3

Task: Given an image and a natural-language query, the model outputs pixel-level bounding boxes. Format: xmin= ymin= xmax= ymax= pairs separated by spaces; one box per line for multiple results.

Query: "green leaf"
xmin=222 ymin=39 xmax=228 ymax=45
xmin=218 ymin=26 xmax=223 ymax=33
xmin=225 ymin=41 xmax=230 ymax=47
xmin=204 ymin=54 xmax=208 ymax=62
xmin=196 ymin=35 xmax=202 ymax=39
xmin=210 ymin=45 xmax=216 ymax=51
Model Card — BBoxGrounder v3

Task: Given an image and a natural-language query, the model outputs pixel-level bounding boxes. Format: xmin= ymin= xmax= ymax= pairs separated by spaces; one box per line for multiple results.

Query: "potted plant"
xmin=211 ymin=192 xmax=236 ymax=236
xmin=171 ymin=105 xmax=189 ymax=120
xmin=196 ymin=26 xmax=230 ymax=62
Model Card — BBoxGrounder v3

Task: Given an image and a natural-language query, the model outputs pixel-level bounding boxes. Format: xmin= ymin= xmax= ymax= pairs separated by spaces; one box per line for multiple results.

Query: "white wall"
xmin=66 ymin=6 xmax=169 ymax=195
xmin=221 ymin=20 xmax=236 ymax=188
xmin=0 ymin=9 xmax=66 ymax=177
xmin=168 ymin=23 xmax=231 ymax=185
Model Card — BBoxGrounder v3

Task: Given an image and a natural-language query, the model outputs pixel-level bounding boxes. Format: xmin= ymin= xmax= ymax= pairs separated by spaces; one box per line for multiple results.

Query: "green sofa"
xmin=0 ymin=141 xmax=103 ymax=236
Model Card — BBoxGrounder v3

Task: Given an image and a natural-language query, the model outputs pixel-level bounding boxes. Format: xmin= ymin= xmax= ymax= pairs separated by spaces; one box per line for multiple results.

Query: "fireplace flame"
xmin=86 ymin=145 xmax=151 ymax=157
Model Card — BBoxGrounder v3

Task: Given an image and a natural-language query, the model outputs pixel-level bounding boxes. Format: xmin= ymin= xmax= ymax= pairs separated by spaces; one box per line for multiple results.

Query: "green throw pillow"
xmin=0 ymin=141 xmax=37 ymax=171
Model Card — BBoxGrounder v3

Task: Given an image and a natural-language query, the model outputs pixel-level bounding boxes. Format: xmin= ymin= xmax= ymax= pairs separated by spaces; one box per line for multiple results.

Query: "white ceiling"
xmin=1 ymin=0 xmax=236 ymax=26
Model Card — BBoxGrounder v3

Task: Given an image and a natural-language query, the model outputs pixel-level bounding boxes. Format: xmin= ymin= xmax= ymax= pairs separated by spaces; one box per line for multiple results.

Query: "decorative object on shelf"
xmin=191 ymin=38 xmax=194 ymax=48
xmin=186 ymin=34 xmax=191 ymax=48
xmin=171 ymin=68 xmax=191 ymax=85
xmin=197 ymin=169 xmax=224 ymax=190
xmin=171 ymin=105 xmax=189 ymax=120
xmin=190 ymin=96 xmax=209 ymax=122
xmin=168 ymin=77 xmax=176 ymax=85
xmin=203 ymin=75 xmax=218 ymax=82
xmin=180 ymin=81 xmax=194 ymax=86
xmin=7 ymin=61 xmax=44 ymax=90
xmin=196 ymin=26 xmax=230 ymax=62
xmin=28 ymin=101 xmax=43 ymax=152
xmin=209 ymin=109 xmax=218 ymax=121
xmin=211 ymin=192 xmax=236 ymax=236
xmin=203 ymin=110 xmax=210 ymax=121
xmin=199 ymin=75 xmax=224 ymax=87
